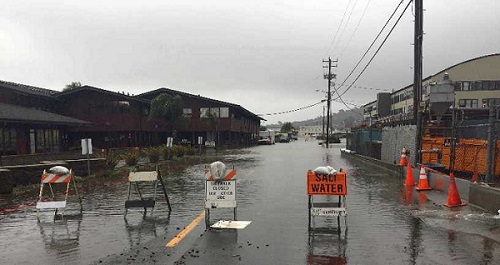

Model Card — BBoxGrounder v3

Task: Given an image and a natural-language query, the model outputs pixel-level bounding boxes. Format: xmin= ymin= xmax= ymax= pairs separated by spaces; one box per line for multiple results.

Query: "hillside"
xmin=267 ymin=108 xmax=363 ymax=130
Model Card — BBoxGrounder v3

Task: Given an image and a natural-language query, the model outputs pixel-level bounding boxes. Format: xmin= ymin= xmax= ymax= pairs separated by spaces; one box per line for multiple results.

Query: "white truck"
xmin=258 ymin=130 xmax=275 ymax=145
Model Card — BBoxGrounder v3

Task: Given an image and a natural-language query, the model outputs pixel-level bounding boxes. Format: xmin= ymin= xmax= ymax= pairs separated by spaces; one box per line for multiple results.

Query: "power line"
xmin=334 ymin=0 xmax=413 ymax=101
xmin=338 ymin=0 xmax=372 ymax=59
xmin=331 ymin=0 xmax=359 ymax=54
xmin=336 ymin=0 xmax=405 ymax=93
xmin=257 ymin=101 xmax=325 ymax=117
xmin=324 ymin=0 xmax=353 ymax=58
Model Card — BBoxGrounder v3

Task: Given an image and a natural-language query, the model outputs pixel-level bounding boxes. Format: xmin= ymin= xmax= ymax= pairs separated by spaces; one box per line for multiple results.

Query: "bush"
xmin=121 ymin=152 xmax=139 ymax=166
xmin=185 ymin=146 xmax=196 ymax=156
xmin=143 ymin=146 xmax=162 ymax=163
xmin=171 ymin=145 xmax=186 ymax=157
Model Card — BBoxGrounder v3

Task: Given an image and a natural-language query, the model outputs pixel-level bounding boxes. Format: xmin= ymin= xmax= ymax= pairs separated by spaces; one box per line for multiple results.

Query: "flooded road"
xmin=1 ymin=140 xmax=500 ymax=264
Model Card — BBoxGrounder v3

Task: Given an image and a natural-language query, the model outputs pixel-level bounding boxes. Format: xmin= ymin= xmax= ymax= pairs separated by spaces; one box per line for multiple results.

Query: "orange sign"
xmin=307 ymin=171 xmax=347 ymax=196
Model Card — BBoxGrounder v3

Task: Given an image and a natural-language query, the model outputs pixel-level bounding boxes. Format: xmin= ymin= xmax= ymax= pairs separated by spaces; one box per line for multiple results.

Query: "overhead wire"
xmin=338 ymin=0 xmax=372 ymax=59
xmin=335 ymin=0 xmax=405 ymax=94
xmin=333 ymin=0 xmax=413 ymax=101
xmin=257 ymin=101 xmax=326 ymax=117
xmin=324 ymin=0 xmax=353 ymax=58
xmin=331 ymin=0 xmax=359 ymax=54
xmin=330 ymin=0 xmax=412 ymax=115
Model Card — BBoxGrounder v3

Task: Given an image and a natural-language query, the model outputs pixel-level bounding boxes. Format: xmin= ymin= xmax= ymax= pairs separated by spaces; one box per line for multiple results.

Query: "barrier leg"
xmin=205 ymin=208 xmax=210 ymax=228
xmin=234 ymin=207 xmax=237 ymax=221
xmin=157 ymin=171 xmax=171 ymax=211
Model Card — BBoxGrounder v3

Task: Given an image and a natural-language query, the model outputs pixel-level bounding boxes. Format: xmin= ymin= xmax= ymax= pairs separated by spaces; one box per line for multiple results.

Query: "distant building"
xmin=298 ymin=125 xmax=323 ymax=138
xmin=363 ymin=53 xmax=500 ymax=125
xmin=0 ymin=80 xmax=262 ymax=155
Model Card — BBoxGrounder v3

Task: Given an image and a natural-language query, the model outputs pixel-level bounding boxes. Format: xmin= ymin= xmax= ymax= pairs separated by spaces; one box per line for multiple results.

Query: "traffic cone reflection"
xmin=404 ymin=161 xmax=415 ymax=186
xmin=416 ymin=166 xmax=432 ymax=191
xmin=444 ymin=172 xmax=467 ymax=208
xmin=405 ymin=185 xmax=414 ymax=205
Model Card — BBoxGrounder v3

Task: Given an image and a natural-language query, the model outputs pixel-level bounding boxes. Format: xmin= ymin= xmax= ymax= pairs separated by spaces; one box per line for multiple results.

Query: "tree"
xmin=149 ymin=94 xmax=185 ymax=140
xmin=202 ymin=109 xmax=219 ymax=148
xmin=63 ymin=81 xmax=82 ymax=91
xmin=280 ymin=122 xmax=294 ymax=133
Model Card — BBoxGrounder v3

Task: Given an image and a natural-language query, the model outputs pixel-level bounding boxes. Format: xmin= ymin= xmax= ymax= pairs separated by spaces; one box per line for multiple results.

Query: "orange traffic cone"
xmin=399 ymin=147 xmax=408 ymax=166
xmin=444 ymin=172 xmax=467 ymax=208
xmin=416 ymin=166 xmax=432 ymax=191
xmin=404 ymin=161 xmax=415 ymax=186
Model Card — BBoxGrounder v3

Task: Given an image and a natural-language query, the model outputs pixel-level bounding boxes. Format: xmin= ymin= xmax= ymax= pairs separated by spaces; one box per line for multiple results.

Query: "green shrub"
xmin=121 ymin=152 xmax=139 ymax=166
xmin=143 ymin=146 xmax=162 ymax=163
xmin=185 ymin=146 xmax=196 ymax=156
xmin=171 ymin=145 xmax=185 ymax=157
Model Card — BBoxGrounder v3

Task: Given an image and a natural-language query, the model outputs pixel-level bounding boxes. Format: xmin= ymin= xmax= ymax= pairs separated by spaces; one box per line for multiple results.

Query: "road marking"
xmin=166 ymin=211 xmax=205 ymax=248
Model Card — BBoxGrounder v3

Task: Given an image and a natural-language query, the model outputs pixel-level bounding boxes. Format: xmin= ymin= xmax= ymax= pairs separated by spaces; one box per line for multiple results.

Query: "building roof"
xmin=0 ymin=103 xmax=92 ymax=126
xmin=0 ymin=80 xmax=59 ymax=97
xmin=137 ymin=87 xmax=264 ymax=120
xmin=391 ymin=53 xmax=500 ymax=95
xmin=57 ymin=85 xmax=151 ymax=104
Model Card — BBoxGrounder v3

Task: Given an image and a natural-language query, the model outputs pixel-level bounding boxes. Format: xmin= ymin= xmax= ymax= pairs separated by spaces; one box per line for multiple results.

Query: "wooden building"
xmin=0 ymin=80 xmax=262 ymax=154
xmin=0 ymin=80 xmax=90 ymax=155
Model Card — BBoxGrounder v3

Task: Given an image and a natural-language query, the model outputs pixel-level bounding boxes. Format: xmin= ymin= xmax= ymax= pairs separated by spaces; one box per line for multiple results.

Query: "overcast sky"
xmin=1 ymin=0 xmax=498 ymax=125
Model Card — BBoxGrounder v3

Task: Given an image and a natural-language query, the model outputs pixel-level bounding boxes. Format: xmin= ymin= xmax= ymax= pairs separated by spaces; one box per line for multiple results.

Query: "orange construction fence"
xmin=421 ymin=137 xmax=500 ymax=176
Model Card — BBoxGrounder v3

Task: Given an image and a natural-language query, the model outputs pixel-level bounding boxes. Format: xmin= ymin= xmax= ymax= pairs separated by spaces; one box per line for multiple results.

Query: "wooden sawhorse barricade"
xmin=36 ymin=169 xmax=82 ymax=221
xmin=125 ymin=167 xmax=171 ymax=216
xmin=204 ymin=167 xmax=237 ymax=228
xmin=307 ymin=168 xmax=347 ymax=231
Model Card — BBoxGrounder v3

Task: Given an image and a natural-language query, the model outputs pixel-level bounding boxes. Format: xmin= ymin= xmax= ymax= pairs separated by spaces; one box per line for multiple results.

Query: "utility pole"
xmin=486 ymin=99 xmax=496 ymax=183
xmin=323 ymin=57 xmax=338 ymax=148
xmin=414 ymin=0 xmax=424 ymax=165
xmin=322 ymin=106 xmax=325 ymax=138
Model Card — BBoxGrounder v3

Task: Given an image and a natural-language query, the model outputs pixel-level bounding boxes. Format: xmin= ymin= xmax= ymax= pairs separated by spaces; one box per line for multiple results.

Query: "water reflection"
xmin=307 ymin=219 xmax=348 ymax=265
xmin=124 ymin=213 xmax=171 ymax=247
xmin=37 ymin=212 xmax=83 ymax=257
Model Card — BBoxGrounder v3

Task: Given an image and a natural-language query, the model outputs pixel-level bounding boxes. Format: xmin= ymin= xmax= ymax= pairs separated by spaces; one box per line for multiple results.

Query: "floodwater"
xmin=1 ymin=140 xmax=500 ymax=264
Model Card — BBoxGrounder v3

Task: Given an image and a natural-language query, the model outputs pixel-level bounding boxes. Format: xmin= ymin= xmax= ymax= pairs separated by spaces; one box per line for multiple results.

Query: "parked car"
xmin=258 ymin=137 xmax=272 ymax=145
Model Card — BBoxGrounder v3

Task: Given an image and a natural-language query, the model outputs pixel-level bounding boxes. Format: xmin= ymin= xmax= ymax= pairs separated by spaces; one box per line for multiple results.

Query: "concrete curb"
xmin=340 ymin=149 xmax=500 ymax=213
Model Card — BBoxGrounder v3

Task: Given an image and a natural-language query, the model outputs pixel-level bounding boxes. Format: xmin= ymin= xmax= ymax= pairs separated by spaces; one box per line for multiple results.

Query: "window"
xmin=461 ymin=82 xmax=470 ymax=91
xmin=200 ymin=108 xmax=209 ymax=118
xmin=200 ymin=107 xmax=220 ymax=118
xmin=220 ymin=107 xmax=229 ymax=118
xmin=112 ymin=101 xmax=130 ymax=113
xmin=459 ymin=99 xmax=478 ymax=108
xmin=482 ymin=98 xmax=500 ymax=107
xmin=183 ymin=108 xmax=192 ymax=117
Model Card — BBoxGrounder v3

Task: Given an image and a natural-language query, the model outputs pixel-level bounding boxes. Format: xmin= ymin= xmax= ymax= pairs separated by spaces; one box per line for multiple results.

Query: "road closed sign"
xmin=205 ymin=180 xmax=236 ymax=208
xmin=307 ymin=171 xmax=347 ymax=196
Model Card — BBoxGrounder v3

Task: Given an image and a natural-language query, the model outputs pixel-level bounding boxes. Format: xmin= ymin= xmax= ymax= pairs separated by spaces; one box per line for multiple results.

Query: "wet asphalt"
xmin=2 ymin=140 xmax=500 ymax=264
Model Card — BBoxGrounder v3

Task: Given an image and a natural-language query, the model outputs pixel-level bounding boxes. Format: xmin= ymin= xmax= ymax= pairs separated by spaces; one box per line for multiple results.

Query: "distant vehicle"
xmin=259 ymin=130 xmax=275 ymax=144
xmin=258 ymin=137 xmax=272 ymax=145
xmin=277 ymin=133 xmax=290 ymax=143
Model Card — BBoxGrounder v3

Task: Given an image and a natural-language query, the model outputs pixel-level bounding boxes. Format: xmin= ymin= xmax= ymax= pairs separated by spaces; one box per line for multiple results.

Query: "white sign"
xmin=311 ymin=207 xmax=346 ymax=217
xmin=205 ymin=180 xmax=236 ymax=208
xmin=81 ymin=138 xmax=92 ymax=155
xmin=166 ymin=137 xmax=173 ymax=148
xmin=205 ymin=141 xmax=216 ymax=147
xmin=198 ymin=136 xmax=203 ymax=145
xmin=211 ymin=220 xmax=251 ymax=229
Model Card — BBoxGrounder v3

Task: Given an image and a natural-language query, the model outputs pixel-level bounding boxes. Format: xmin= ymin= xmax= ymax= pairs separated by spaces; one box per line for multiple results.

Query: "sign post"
xmin=198 ymin=136 xmax=203 ymax=156
xmin=81 ymin=138 xmax=92 ymax=176
xmin=307 ymin=169 xmax=347 ymax=230
xmin=166 ymin=137 xmax=173 ymax=159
